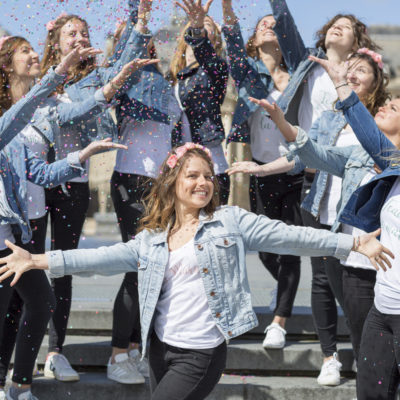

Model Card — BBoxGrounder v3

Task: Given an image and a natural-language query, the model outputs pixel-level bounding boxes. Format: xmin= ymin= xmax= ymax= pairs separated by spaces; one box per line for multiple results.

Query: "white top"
xmin=298 ymin=65 xmax=337 ymax=132
xmin=374 ymin=177 xmax=400 ymax=314
xmin=341 ymin=169 xmax=377 ymax=270
xmin=115 ymin=94 xmax=189 ymax=178
xmin=19 ymin=124 xmax=48 ymax=220
xmin=319 ymin=128 xmax=359 ymax=225
xmin=56 ymin=93 xmax=89 ymax=183
xmin=249 ymin=89 xmax=289 ymax=163
xmin=154 ymin=238 xmax=225 ymax=349
xmin=0 ymin=177 xmax=16 ymax=250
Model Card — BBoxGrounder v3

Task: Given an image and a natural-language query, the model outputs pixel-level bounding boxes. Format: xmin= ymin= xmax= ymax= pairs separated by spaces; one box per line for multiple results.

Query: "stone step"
xmin=7 ymin=374 xmax=357 ymax=400
xmin=29 ymin=336 xmax=355 ymax=373
xmin=67 ymin=306 xmax=350 ymax=337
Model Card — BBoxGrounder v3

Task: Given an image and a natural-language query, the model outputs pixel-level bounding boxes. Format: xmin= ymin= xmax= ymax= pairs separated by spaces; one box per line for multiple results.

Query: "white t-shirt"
xmin=154 ymin=238 xmax=225 ymax=349
xmin=0 ymin=177 xmax=16 ymax=250
xmin=374 ymin=176 xmax=400 ymax=314
xmin=19 ymin=125 xmax=48 ymax=220
xmin=115 ymin=94 xmax=187 ymax=178
xmin=341 ymin=169 xmax=377 ymax=270
xmin=249 ymin=89 xmax=289 ymax=163
xmin=56 ymin=93 xmax=89 ymax=183
xmin=319 ymin=128 xmax=359 ymax=226
xmin=298 ymin=65 xmax=337 ymax=132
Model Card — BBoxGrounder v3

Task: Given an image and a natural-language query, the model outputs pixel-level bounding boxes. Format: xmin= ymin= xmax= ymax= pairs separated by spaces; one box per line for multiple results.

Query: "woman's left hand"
xmin=176 ymin=0 xmax=214 ymax=28
xmin=79 ymin=138 xmax=128 ymax=163
xmin=355 ymin=229 xmax=395 ymax=271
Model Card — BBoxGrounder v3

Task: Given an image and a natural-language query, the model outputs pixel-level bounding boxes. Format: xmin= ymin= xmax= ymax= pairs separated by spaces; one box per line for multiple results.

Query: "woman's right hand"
xmin=55 ymin=45 xmax=103 ymax=76
xmin=102 ymin=58 xmax=160 ymax=101
xmin=249 ymin=97 xmax=285 ymax=125
xmin=308 ymin=56 xmax=349 ymax=87
xmin=226 ymin=161 xmax=265 ymax=176
xmin=176 ymin=0 xmax=214 ymax=28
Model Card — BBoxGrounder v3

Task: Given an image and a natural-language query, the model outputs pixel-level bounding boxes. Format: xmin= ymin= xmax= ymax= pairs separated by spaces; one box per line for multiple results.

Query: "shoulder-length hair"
xmin=0 ymin=36 xmax=30 ymax=116
xmin=138 ymin=147 xmax=220 ymax=233
xmin=348 ymin=52 xmax=390 ymax=116
xmin=315 ymin=14 xmax=380 ymax=53
xmin=40 ymin=14 xmax=96 ymax=91
xmin=168 ymin=16 xmax=223 ymax=85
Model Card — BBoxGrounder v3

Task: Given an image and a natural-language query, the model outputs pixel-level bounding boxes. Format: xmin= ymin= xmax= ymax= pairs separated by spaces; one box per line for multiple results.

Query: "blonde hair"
xmin=0 ymin=36 xmax=30 ymax=116
xmin=40 ymin=14 xmax=96 ymax=91
xmin=168 ymin=16 xmax=223 ymax=85
xmin=138 ymin=148 xmax=220 ymax=233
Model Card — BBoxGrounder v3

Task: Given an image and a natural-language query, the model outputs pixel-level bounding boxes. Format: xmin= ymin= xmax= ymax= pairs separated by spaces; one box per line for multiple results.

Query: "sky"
xmin=0 ymin=0 xmax=399 ymax=57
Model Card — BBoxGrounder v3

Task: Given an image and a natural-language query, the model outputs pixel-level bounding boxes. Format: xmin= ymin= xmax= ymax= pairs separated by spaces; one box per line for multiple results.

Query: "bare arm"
xmin=226 ymin=156 xmax=294 ymax=177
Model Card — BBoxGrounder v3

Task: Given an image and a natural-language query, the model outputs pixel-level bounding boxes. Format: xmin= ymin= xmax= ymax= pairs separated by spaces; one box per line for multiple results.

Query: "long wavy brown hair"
xmin=40 ymin=14 xmax=96 ymax=91
xmin=315 ymin=14 xmax=380 ymax=53
xmin=138 ymin=147 xmax=220 ymax=233
xmin=0 ymin=36 xmax=30 ymax=116
xmin=348 ymin=52 xmax=390 ymax=116
xmin=168 ymin=16 xmax=223 ymax=85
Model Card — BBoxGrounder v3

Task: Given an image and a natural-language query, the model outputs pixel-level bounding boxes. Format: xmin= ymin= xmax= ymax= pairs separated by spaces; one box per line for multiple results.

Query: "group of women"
xmin=0 ymin=0 xmax=398 ymax=399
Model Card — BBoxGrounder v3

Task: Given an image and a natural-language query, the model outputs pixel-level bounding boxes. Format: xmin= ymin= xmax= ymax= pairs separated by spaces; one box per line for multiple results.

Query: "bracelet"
xmin=354 ymin=235 xmax=360 ymax=251
xmin=335 ymin=82 xmax=348 ymax=90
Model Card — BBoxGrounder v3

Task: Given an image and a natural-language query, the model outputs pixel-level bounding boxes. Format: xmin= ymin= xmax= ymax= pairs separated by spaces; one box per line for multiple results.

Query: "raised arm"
xmin=269 ymin=0 xmax=307 ymax=72
xmin=310 ymin=55 xmax=396 ymax=170
xmin=226 ymin=156 xmax=294 ymax=177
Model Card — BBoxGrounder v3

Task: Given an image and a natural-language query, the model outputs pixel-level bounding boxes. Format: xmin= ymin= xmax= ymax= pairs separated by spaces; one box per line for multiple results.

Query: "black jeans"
xmin=45 ymin=182 xmax=90 ymax=353
xmin=0 ymin=238 xmax=55 ymax=385
xmin=149 ymin=332 xmax=226 ymax=400
xmin=301 ymin=208 xmax=345 ymax=357
xmin=215 ymin=173 xmax=230 ymax=206
xmin=110 ymin=172 xmax=154 ymax=347
xmin=249 ymin=169 xmax=303 ymax=318
xmin=357 ymin=305 xmax=400 ymax=400
xmin=342 ymin=266 xmax=376 ymax=364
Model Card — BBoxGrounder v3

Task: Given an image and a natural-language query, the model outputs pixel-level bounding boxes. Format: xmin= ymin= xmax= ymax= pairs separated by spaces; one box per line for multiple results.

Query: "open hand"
xmin=226 ymin=161 xmax=265 ymax=176
xmin=356 ymin=229 xmax=394 ymax=271
xmin=0 ymin=241 xmax=33 ymax=286
xmin=79 ymin=138 xmax=128 ymax=163
xmin=176 ymin=0 xmax=214 ymax=28
xmin=308 ymin=55 xmax=349 ymax=86
xmin=249 ymin=97 xmax=285 ymax=125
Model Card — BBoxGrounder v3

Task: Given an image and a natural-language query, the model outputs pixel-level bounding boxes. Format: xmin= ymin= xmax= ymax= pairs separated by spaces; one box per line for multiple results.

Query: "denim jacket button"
xmin=215 ymin=312 xmax=221 ymax=318
xmin=197 ymin=244 xmax=203 ymax=250
xmin=210 ymin=291 xmax=215 ymax=297
xmin=224 ymin=239 xmax=229 ymax=245
xmin=228 ymin=331 xmax=233 ymax=336
xmin=203 ymin=268 xmax=209 ymax=273
xmin=137 ymin=261 xmax=140 ymax=267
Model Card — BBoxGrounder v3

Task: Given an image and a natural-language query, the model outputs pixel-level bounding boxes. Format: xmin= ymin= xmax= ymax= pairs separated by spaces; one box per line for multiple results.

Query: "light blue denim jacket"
xmin=47 ymin=206 xmax=353 ymax=355
xmin=335 ymin=92 xmax=400 ymax=232
xmin=222 ymin=0 xmax=324 ymax=142
xmin=0 ymin=68 xmax=84 ymax=243
xmin=286 ymin=110 xmax=347 ymax=218
xmin=288 ymin=127 xmax=374 ymax=232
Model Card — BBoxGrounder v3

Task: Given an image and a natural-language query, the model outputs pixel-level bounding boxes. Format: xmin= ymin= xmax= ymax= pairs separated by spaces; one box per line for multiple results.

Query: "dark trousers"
xmin=357 ymin=305 xmax=400 ymax=400
xmin=0 ymin=239 xmax=55 ymax=385
xmin=301 ymin=208 xmax=345 ymax=357
xmin=249 ymin=169 xmax=303 ymax=318
xmin=215 ymin=173 xmax=230 ymax=206
xmin=342 ymin=267 xmax=376 ymax=364
xmin=149 ymin=332 xmax=226 ymax=400
xmin=110 ymin=172 xmax=154 ymax=347
xmin=45 ymin=182 xmax=90 ymax=353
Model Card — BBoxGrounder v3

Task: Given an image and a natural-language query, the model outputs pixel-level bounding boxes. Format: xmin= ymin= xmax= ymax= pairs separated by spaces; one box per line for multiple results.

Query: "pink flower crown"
xmin=357 ymin=48 xmax=384 ymax=70
xmin=46 ymin=12 xmax=68 ymax=31
xmin=166 ymin=143 xmax=212 ymax=169
xmin=0 ymin=36 xmax=11 ymax=51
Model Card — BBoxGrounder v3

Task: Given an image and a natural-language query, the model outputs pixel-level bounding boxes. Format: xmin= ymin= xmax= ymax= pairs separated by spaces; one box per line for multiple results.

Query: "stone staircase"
xmin=8 ymin=307 xmax=359 ymax=400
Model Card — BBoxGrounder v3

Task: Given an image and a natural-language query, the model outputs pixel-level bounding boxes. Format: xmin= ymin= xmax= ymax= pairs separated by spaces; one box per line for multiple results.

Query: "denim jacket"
xmin=335 ymin=92 xmax=400 ymax=232
xmin=286 ymin=110 xmax=347 ymax=218
xmin=0 ymin=69 xmax=84 ymax=243
xmin=222 ymin=7 xmax=323 ymax=143
xmin=47 ymin=206 xmax=353 ymax=356
xmin=288 ymin=127 xmax=374 ymax=232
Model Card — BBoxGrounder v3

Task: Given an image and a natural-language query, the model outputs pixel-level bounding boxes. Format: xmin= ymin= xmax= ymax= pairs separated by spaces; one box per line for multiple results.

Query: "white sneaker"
xmin=262 ymin=323 xmax=286 ymax=349
xmin=317 ymin=352 xmax=342 ymax=386
xmin=107 ymin=353 xmax=145 ymax=384
xmin=44 ymin=354 xmax=79 ymax=382
xmin=129 ymin=349 xmax=149 ymax=378
xmin=0 ymin=390 xmax=5 ymax=400
xmin=269 ymin=287 xmax=278 ymax=312
xmin=5 ymin=389 xmax=38 ymax=400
